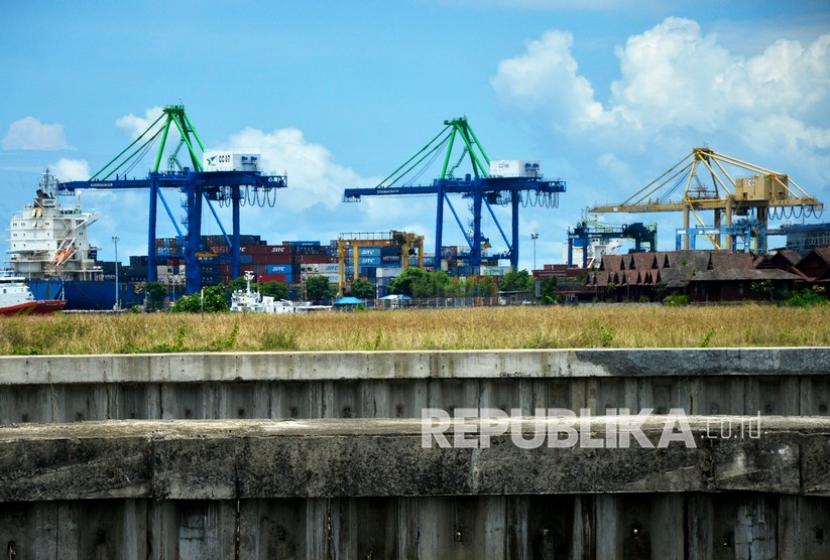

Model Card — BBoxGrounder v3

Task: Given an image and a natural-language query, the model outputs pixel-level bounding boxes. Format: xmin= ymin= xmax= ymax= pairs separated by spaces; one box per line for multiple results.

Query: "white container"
xmin=202 ymin=151 xmax=261 ymax=172
xmin=376 ymin=267 xmax=402 ymax=278
xmin=489 ymin=160 xmax=541 ymax=178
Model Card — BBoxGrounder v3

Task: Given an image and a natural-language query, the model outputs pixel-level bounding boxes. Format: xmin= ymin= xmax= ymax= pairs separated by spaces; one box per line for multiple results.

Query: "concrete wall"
xmin=0 ymin=349 xmax=828 ymax=559
xmin=1 ymin=349 xmax=828 ymax=423
xmin=2 ymin=495 xmax=828 ymax=559
xmin=1 ymin=417 xmax=829 ymax=559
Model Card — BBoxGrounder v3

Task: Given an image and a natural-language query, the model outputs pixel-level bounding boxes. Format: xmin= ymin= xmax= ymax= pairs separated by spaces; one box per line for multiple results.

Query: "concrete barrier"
xmin=0 ymin=349 xmax=828 ymax=558
xmin=0 ymin=417 xmax=829 ymax=559
xmin=1 ymin=348 xmax=828 ymax=423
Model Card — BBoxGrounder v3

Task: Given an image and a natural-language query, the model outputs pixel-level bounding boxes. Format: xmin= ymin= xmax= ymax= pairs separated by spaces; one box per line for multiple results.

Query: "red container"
xmin=244 ymin=244 xmax=288 ymax=256
xmin=257 ymin=273 xmax=287 ymax=284
xmin=267 ymin=254 xmax=293 ymax=264
xmin=296 ymin=254 xmax=336 ymax=264
xmin=266 ymin=244 xmax=290 ymax=254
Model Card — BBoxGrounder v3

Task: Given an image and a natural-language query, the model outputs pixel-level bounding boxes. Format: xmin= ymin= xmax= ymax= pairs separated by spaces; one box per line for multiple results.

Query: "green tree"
xmin=539 ymin=276 xmax=559 ymax=304
xmin=478 ymin=277 xmax=497 ymax=297
xmin=416 ymin=270 xmax=451 ymax=297
xmin=499 ymin=269 xmax=533 ymax=292
xmin=171 ymin=285 xmax=229 ymax=313
xmin=388 ymin=268 xmax=429 ymax=296
xmin=305 ymin=276 xmax=334 ymax=302
xmin=259 ymin=281 xmax=289 ymax=300
xmin=349 ymin=278 xmax=375 ymax=299
xmin=224 ymin=276 xmax=248 ymax=297
xmin=145 ymin=281 xmax=168 ymax=311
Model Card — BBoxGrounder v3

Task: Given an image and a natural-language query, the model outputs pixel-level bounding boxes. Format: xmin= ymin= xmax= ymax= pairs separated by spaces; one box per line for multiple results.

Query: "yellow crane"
xmin=337 ymin=230 xmax=424 ymax=295
xmin=590 ymin=147 xmax=823 ymax=251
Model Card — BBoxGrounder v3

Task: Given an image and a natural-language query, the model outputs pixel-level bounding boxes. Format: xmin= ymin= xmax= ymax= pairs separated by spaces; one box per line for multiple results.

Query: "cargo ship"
xmin=8 ymin=169 xmax=101 ymax=280
xmin=0 ymin=276 xmax=64 ymax=316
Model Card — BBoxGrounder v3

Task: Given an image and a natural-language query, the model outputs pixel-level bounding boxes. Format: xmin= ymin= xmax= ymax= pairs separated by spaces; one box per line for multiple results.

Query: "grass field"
xmin=0 ymin=305 xmax=827 ymax=355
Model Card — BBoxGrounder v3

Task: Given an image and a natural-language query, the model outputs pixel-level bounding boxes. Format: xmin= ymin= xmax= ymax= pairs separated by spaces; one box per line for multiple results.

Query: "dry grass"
xmin=0 ymin=305 xmax=827 ymax=355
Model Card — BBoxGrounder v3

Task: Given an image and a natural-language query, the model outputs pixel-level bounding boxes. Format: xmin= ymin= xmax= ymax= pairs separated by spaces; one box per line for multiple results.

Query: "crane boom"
xmin=590 ymin=147 xmax=823 ymax=252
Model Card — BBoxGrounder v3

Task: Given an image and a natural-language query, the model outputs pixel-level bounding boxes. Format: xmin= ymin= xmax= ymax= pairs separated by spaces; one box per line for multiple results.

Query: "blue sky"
xmin=2 ymin=0 xmax=829 ymax=267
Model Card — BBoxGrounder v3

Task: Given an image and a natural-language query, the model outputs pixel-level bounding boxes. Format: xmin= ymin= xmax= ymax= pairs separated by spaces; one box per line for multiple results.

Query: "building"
xmin=794 ymin=247 xmax=830 ymax=285
xmin=587 ymin=250 xmax=803 ymax=302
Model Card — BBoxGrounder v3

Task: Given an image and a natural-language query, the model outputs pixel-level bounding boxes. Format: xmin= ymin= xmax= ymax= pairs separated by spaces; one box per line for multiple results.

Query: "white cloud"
xmin=50 ymin=158 xmax=90 ymax=182
xmin=2 ymin=117 xmax=70 ymax=150
xmin=492 ymin=18 xmax=830 ymax=180
xmin=491 ymin=31 xmax=612 ymax=128
xmin=116 ymin=106 xmax=164 ymax=138
xmin=223 ymin=126 xmax=377 ymax=211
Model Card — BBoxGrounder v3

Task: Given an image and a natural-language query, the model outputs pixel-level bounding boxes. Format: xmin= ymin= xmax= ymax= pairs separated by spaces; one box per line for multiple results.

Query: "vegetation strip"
xmin=0 ymin=305 xmax=828 ymax=354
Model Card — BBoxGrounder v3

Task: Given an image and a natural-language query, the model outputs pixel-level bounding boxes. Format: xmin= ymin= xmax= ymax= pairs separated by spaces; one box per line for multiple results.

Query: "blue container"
xmin=359 ymin=256 xmax=381 ymax=266
xmin=240 ymin=255 xmax=253 ymax=264
xmin=266 ymin=264 xmax=292 ymax=274
xmin=358 ymin=246 xmax=381 ymax=257
xmin=380 ymin=246 xmax=400 ymax=257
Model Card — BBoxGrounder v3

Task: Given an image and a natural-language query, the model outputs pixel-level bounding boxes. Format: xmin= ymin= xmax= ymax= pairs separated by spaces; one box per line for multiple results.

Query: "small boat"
xmin=0 ymin=276 xmax=65 ymax=316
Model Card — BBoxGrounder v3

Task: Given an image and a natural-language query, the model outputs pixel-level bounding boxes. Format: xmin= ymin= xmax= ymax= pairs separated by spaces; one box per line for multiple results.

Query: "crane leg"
xmin=682 ymin=207 xmax=690 ymax=250
xmin=232 ymin=186 xmax=241 ymax=280
xmin=434 ymin=186 xmax=444 ymax=270
xmin=511 ymin=191 xmax=520 ymax=270
xmin=147 ymin=177 xmax=158 ymax=283
xmin=472 ymin=190 xmax=483 ymax=273
xmin=184 ymin=185 xmax=203 ymax=294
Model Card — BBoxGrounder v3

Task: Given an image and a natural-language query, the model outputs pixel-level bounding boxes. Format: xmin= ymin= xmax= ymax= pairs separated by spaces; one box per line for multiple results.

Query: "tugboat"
xmin=0 ymin=276 xmax=65 ymax=316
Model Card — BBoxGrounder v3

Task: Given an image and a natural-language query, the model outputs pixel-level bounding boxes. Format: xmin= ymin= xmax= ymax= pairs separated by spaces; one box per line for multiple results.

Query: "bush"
xmin=786 ymin=286 xmax=828 ymax=307
xmin=171 ymin=285 xmax=229 ymax=313
xmin=539 ymin=277 xmax=559 ymax=305
xmin=500 ymin=269 xmax=533 ymax=292
xmin=349 ymin=278 xmax=375 ymax=299
xmin=145 ymin=282 xmax=167 ymax=311
xmin=305 ymin=276 xmax=334 ymax=302
xmin=662 ymin=294 xmax=690 ymax=306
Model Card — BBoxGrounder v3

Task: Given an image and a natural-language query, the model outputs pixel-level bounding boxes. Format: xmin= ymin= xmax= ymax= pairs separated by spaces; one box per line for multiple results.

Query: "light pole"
xmin=530 ymin=233 xmax=539 ymax=270
xmin=112 ymin=236 xmax=120 ymax=310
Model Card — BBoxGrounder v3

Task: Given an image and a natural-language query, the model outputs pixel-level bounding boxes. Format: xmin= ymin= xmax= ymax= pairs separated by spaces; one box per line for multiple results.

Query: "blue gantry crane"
xmin=58 ymin=105 xmax=287 ymax=294
xmin=567 ymin=219 xmax=657 ymax=268
xmin=343 ymin=117 xmax=566 ymax=272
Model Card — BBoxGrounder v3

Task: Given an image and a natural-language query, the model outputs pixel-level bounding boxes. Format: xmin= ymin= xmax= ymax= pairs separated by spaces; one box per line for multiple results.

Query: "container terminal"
xmin=4 ymin=105 xmax=830 ymax=310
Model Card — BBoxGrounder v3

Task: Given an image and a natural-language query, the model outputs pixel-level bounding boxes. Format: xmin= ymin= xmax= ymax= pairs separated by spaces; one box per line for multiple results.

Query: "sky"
xmin=2 ymin=0 xmax=829 ymax=268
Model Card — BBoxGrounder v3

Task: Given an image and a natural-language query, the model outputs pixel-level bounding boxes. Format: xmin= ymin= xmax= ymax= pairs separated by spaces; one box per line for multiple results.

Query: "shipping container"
xmin=358 ymin=256 xmax=381 ymax=266
xmin=266 ymin=264 xmax=292 ymax=274
xmin=250 ymin=255 xmax=290 ymax=265
xmin=358 ymin=246 xmax=382 ymax=257
xmin=296 ymin=254 xmax=336 ymax=264
xmin=266 ymin=244 xmax=290 ymax=254
xmin=488 ymin=159 xmax=541 ymax=178
xmin=202 ymin=151 xmax=260 ymax=172
xmin=376 ymin=267 xmax=402 ymax=278
xmin=257 ymin=273 xmax=289 ymax=284
xmin=380 ymin=245 xmax=401 ymax=257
